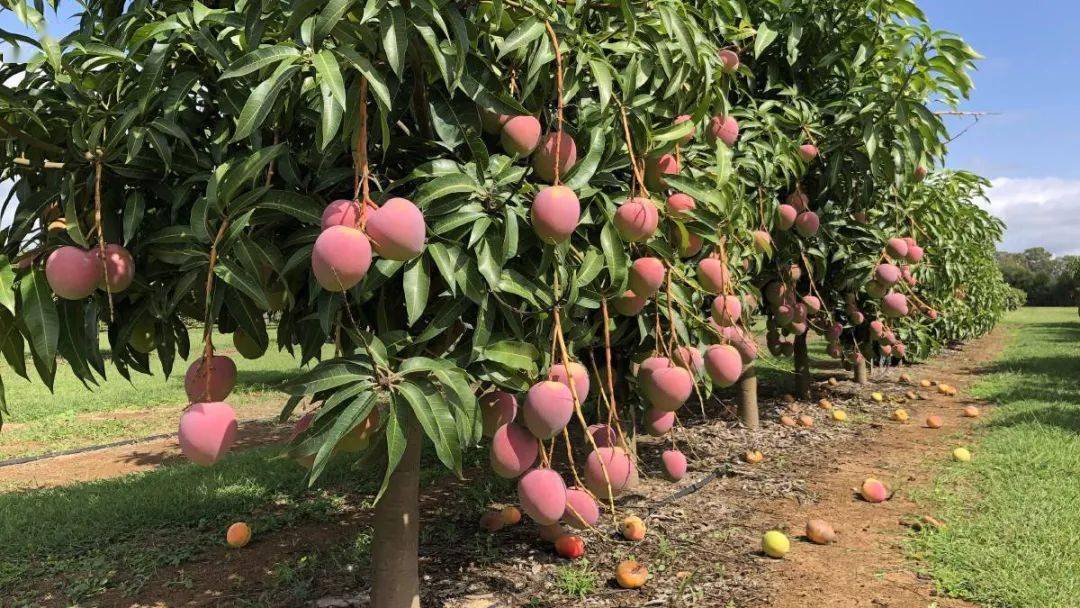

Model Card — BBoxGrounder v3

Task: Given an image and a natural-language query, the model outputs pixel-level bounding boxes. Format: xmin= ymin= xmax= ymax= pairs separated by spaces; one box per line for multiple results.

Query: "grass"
xmin=909 ymin=307 xmax=1080 ymax=607
xmin=0 ymin=328 xmax=331 ymax=459
xmin=0 ymin=446 xmax=364 ymax=603
xmin=0 ymin=428 xmax=491 ymax=604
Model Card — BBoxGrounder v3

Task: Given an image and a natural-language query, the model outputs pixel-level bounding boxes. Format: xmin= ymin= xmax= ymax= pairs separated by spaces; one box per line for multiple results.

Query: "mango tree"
xmin=0 ymin=0 xmax=1011 ymax=606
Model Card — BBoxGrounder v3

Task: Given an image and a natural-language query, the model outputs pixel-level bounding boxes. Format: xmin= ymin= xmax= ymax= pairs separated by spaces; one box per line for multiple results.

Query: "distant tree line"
xmin=997 ymin=248 xmax=1080 ymax=306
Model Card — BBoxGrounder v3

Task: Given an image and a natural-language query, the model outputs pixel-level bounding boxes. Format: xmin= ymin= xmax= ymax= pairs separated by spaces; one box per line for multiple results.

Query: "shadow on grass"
xmin=0 ymin=448 xmax=363 ymax=562
xmin=983 ymin=405 xmax=1080 ymax=435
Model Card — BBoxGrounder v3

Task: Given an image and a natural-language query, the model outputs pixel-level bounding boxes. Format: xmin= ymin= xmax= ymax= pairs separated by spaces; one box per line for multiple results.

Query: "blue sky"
xmin=3 ymin=2 xmax=1079 ymax=253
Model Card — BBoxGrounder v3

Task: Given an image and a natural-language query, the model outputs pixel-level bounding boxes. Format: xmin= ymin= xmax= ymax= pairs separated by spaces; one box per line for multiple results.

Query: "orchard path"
xmin=1 ymin=329 xmax=1005 ymax=607
xmin=749 ymin=331 xmax=1003 ymax=608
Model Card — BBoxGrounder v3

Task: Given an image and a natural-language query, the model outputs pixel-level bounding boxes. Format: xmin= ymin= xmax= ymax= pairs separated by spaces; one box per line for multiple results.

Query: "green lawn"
xmin=909 ymin=307 xmax=1080 ymax=607
xmin=0 ymin=440 xmax=500 ymax=605
xmin=0 ymin=329 xmax=331 ymax=459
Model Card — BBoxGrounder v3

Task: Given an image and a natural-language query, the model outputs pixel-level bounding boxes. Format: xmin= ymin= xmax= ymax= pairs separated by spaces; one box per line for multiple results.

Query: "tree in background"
xmin=997 ymin=248 xmax=1080 ymax=306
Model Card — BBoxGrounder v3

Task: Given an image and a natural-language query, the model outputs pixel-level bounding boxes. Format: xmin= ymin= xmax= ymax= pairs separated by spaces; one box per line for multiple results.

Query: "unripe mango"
xmin=500 ymin=115 xmax=542 ymax=155
xmin=613 ymin=289 xmax=647 ymax=316
xmin=661 ymin=449 xmax=687 ymax=481
xmin=233 ymin=330 xmax=266 ymax=360
xmin=666 ymin=192 xmax=695 ymax=219
xmin=178 ymin=401 xmax=238 ymax=466
xmin=365 ymin=197 xmax=426 ymax=261
xmin=794 ymin=211 xmax=820 ymax=237
xmin=532 ymin=131 xmax=577 ymax=183
xmin=709 ymin=115 xmax=739 ymax=147
xmin=614 ymin=197 xmax=659 ymax=242
xmin=312 ymin=225 xmax=372 ymax=292
xmin=629 ymin=257 xmax=666 ymax=298
xmin=548 ymin=361 xmax=590 ymax=401
xmin=184 ymin=355 xmax=238 ymax=403
xmin=46 ymin=246 xmax=99 ymax=300
xmin=531 ymin=185 xmax=580 ymax=244
xmin=777 ymin=204 xmax=797 ymax=230
xmin=518 ymin=468 xmax=567 ymax=525
xmin=490 ymin=422 xmax=538 ymax=478
xmin=584 ymin=446 xmax=636 ymax=498
xmin=97 ymin=244 xmax=135 ymax=293
xmin=718 ymin=49 xmax=740 ymax=72
xmin=523 ymin=381 xmax=574 ymax=439
xmin=705 ymin=344 xmax=742 ymax=387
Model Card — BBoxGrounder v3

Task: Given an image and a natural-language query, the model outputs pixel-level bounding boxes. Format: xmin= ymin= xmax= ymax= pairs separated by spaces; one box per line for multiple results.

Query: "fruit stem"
xmin=543 ymin=21 xmax=565 ymax=185
xmin=92 ymin=158 xmax=114 ymax=321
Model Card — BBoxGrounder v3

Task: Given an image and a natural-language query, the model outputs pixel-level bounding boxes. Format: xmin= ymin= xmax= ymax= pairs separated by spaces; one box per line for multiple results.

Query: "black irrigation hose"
xmin=0 ymin=415 xmax=282 ymax=469
xmin=644 ymin=463 xmax=737 ymax=514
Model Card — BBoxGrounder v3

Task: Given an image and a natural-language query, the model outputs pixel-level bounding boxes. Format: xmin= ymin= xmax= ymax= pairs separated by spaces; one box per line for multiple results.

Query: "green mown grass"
xmin=0 ymin=437 xmax=500 ymax=604
xmin=0 ymin=329 xmax=332 ymax=458
xmin=909 ymin=307 xmax=1080 ymax=607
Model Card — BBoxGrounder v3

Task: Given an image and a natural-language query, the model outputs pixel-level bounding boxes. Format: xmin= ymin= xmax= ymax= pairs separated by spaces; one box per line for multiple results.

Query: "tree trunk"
xmin=737 ymin=365 xmax=759 ymax=429
xmin=372 ymin=415 xmax=422 ymax=608
xmin=794 ymin=333 xmax=810 ymax=399
xmin=854 ymin=353 xmax=869 ymax=384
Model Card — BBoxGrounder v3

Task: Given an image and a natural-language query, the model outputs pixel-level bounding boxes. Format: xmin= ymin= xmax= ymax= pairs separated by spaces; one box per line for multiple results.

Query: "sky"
xmin=921 ymin=0 xmax=1080 ymax=255
xmin=2 ymin=2 xmax=1079 ymax=254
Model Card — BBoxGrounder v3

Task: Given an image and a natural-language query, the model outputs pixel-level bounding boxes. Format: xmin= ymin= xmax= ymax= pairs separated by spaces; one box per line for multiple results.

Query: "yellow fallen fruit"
xmin=832 ymin=410 xmax=848 ymax=422
xmin=920 ymin=379 xmax=932 ymax=388
xmin=871 ymin=392 xmax=884 ymax=403
xmin=226 ymin=522 xmax=252 ymax=548
xmin=952 ymin=447 xmax=972 ymax=462
xmin=892 ymin=408 xmax=909 ymax=423
xmin=762 ymin=530 xmax=790 ymax=558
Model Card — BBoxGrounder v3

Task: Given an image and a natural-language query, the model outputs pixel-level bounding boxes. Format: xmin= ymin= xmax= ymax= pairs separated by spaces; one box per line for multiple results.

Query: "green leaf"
xmin=250 ymin=190 xmax=322 ymax=224
xmin=498 ymin=17 xmax=544 ymax=60
xmin=309 ymin=391 xmax=376 ymax=483
xmin=221 ymin=45 xmax=301 ymax=79
xmin=312 ymin=48 xmax=346 ymax=109
xmin=314 ymin=0 xmax=356 ymax=43
xmin=215 ymin=259 xmax=270 ymax=310
xmin=282 ymin=360 xmax=365 ymax=395
xmin=479 ymin=339 xmax=539 ymax=376
xmin=18 ymin=269 xmax=58 ymax=369
xmin=123 ymin=192 xmax=145 ymax=246
xmin=754 ymin=22 xmax=778 ymax=58
xmin=231 ymin=62 xmax=301 ymax=142
xmin=0 ymin=256 xmax=14 ymax=314
xmin=397 ymin=379 xmax=461 ymax=474
xmin=402 ymin=256 xmax=430 ymax=326
xmin=336 ymin=48 xmax=393 ymax=111
xmin=374 ymin=397 xmax=408 ymax=503
xmin=381 ymin=5 xmax=408 ymax=78
xmin=414 ymin=173 xmax=480 ymax=205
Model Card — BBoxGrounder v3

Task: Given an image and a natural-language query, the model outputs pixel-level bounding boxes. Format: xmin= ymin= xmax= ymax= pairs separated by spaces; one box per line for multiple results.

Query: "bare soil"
xmin=3 ymin=329 xmax=1005 ymax=607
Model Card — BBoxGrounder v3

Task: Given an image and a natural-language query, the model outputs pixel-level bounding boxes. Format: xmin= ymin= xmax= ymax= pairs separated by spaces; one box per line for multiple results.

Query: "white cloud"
xmin=983 ymin=177 xmax=1080 ymax=256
